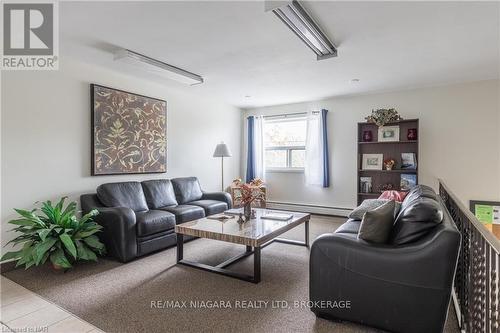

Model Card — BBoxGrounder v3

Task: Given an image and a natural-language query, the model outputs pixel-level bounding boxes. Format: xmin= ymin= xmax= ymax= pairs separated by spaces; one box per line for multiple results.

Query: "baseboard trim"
xmin=266 ymin=201 xmax=352 ymax=217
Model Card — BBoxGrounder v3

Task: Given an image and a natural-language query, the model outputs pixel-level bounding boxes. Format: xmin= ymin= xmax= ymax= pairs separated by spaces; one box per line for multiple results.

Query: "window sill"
xmin=266 ymin=168 xmax=304 ymax=173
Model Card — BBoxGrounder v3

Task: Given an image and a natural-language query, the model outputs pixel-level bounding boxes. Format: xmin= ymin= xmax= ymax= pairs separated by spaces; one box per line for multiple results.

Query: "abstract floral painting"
xmin=91 ymin=84 xmax=167 ymax=175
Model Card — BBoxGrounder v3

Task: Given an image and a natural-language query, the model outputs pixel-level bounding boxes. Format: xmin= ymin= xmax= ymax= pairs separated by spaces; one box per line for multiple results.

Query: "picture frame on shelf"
xmin=401 ymin=153 xmax=418 ymax=169
xmin=360 ymin=177 xmax=372 ymax=193
xmin=378 ymin=125 xmax=400 ymax=142
xmin=362 ymin=154 xmax=383 ymax=170
xmin=400 ymin=174 xmax=417 ymax=191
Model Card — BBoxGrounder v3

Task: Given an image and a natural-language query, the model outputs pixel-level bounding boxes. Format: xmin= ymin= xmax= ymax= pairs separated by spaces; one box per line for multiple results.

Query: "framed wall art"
xmin=91 ymin=84 xmax=167 ymax=175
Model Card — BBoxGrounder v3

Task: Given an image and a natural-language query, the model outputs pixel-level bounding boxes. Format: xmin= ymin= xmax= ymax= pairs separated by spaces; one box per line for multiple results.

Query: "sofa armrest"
xmin=94 ymin=207 xmax=137 ymax=263
xmin=202 ymin=191 xmax=232 ymax=209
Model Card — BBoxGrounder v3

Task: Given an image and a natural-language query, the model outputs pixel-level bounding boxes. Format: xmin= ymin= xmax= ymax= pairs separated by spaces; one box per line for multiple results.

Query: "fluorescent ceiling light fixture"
xmin=270 ymin=0 xmax=337 ymax=60
xmin=114 ymin=49 xmax=203 ymax=85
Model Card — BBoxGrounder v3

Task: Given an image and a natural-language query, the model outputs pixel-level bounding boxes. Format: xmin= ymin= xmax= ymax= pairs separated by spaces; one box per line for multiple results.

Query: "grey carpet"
xmin=3 ymin=215 xmax=460 ymax=333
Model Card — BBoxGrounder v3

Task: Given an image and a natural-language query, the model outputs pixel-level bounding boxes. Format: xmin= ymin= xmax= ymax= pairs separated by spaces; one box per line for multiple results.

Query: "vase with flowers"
xmin=235 ymin=178 xmax=266 ymax=220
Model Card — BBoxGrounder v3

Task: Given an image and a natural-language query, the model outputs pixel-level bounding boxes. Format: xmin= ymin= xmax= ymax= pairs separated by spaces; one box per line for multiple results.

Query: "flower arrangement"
xmin=384 ymin=158 xmax=396 ymax=170
xmin=236 ymin=178 xmax=265 ymax=206
xmin=365 ymin=108 xmax=401 ymax=126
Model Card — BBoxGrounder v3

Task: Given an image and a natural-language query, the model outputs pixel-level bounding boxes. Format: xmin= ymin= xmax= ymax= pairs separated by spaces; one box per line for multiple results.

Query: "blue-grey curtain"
xmin=245 ymin=116 xmax=255 ymax=182
xmin=321 ymin=109 xmax=330 ymax=187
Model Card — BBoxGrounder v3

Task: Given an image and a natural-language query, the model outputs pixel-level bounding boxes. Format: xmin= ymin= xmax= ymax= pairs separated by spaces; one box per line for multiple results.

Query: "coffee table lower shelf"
xmin=175 ymin=221 xmax=309 ymax=284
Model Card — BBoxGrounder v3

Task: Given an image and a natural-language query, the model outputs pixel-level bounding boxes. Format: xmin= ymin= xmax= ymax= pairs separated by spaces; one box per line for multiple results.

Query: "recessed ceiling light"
xmin=350 ymin=79 xmax=360 ymax=84
xmin=245 ymin=95 xmax=251 ymax=98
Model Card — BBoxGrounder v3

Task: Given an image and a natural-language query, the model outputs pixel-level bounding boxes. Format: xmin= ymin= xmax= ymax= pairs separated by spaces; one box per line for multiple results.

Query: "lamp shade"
xmin=213 ymin=142 xmax=232 ymax=157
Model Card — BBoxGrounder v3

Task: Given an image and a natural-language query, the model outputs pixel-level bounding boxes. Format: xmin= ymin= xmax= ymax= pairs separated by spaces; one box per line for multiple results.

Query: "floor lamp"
xmin=213 ymin=142 xmax=232 ymax=191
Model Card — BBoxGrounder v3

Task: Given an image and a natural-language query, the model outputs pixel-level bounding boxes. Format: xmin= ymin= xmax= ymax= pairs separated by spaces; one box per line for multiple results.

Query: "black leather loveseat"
xmin=309 ymin=185 xmax=460 ymax=333
xmin=81 ymin=177 xmax=231 ymax=262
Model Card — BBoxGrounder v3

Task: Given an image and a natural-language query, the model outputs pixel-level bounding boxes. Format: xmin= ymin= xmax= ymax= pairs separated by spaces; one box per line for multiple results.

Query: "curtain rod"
xmin=262 ymin=111 xmax=320 ymax=120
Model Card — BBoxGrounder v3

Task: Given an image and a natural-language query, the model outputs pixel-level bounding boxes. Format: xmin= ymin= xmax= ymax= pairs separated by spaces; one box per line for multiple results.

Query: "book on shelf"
xmin=360 ymin=177 xmax=372 ymax=193
xmin=400 ymin=174 xmax=417 ymax=191
xmin=401 ymin=153 xmax=417 ymax=169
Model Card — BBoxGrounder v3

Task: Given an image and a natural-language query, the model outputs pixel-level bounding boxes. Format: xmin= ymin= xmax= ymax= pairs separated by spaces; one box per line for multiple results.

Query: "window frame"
xmin=263 ymin=115 xmax=307 ymax=173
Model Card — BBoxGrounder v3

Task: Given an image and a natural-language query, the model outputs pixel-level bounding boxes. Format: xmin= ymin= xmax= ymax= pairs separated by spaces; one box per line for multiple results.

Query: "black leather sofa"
xmin=81 ymin=177 xmax=231 ymax=262
xmin=309 ymin=185 xmax=460 ymax=333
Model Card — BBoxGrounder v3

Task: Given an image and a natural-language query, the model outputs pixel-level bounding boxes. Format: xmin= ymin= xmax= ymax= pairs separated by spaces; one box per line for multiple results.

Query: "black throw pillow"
xmin=358 ymin=200 xmax=395 ymax=244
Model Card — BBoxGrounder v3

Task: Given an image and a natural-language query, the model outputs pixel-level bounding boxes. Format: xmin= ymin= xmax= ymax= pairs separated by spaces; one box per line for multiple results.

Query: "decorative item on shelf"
xmin=362 ymin=130 xmax=373 ymax=142
xmin=378 ymin=183 xmax=395 ymax=192
xmin=365 ymin=108 xmax=402 ymax=126
xmin=378 ymin=125 xmax=400 ymax=142
xmin=400 ymin=174 xmax=417 ymax=191
xmin=407 ymin=128 xmax=418 ymax=141
xmin=360 ymin=177 xmax=372 ymax=193
xmin=236 ymin=178 xmax=267 ymax=220
xmin=401 ymin=153 xmax=418 ymax=169
xmin=362 ymin=154 xmax=383 ymax=170
xmin=0 ymin=197 xmax=105 ymax=270
xmin=384 ymin=158 xmax=396 ymax=170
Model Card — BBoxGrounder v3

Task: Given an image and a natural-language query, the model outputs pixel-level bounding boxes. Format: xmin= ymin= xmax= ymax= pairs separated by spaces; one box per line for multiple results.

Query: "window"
xmin=264 ymin=116 xmax=306 ymax=171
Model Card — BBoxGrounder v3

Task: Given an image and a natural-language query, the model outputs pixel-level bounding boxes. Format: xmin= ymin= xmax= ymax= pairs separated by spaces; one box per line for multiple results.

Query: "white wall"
xmin=1 ymin=58 xmax=241 ymax=248
xmin=243 ymin=80 xmax=500 ymax=209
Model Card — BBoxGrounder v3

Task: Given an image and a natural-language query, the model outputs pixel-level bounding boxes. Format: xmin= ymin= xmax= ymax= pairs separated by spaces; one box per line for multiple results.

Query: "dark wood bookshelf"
xmin=357 ymin=119 xmax=419 ymax=205
xmin=358 ymin=140 xmax=419 ymax=145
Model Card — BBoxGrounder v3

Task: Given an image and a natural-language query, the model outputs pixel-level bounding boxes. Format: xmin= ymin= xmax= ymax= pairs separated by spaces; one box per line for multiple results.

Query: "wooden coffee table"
xmin=175 ymin=209 xmax=310 ymax=283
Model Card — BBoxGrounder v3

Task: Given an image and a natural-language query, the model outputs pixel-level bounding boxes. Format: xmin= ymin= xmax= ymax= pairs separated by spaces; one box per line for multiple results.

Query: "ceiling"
xmin=60 ymin=1 xmax=500 ymax=108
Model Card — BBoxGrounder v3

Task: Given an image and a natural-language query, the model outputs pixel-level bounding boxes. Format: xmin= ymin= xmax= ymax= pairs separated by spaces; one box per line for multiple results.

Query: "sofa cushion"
xmin=391 ymin=197 xmax=444 ymax=245
xmin=401 ymin=185 xmax=438 ymax=209
xmin=97 ymin=182 xmax=148 ymax=212
xmin=334 ymin=219 xmax=361 ymax=234
xmin=189 ymin=200 xmax=228 ymax=216
xmin=135 ymin=210 xmax=176 ymax=237
xmin=171 ymin=177 xmax=203 ymax=204
xmin=141 ymin=179 xmax=178 ymax=209
xmin=348 ymin=199 xmax=401 ymax=220
xmin=160 ymin=204 xmax=205 ymax=223
xmin=358 ymin=201 xmax=395 ymax=244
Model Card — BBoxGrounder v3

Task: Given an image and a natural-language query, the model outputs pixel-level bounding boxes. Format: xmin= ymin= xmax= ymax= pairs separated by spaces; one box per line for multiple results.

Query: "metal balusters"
xmin=439 ymin=180 xmax=500 ymax=333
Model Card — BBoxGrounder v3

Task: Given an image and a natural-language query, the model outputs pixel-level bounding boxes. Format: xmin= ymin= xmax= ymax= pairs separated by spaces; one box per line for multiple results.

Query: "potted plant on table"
xmin=1 ymin=197 xmax=105 ymax=270
xmin=234 ymin=178 xmax=266 ymax=220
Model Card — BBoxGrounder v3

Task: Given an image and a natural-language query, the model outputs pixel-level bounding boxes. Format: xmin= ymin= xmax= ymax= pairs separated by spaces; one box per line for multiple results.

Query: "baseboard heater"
xmin=266 ymin=201 xmax=352 ymax=217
